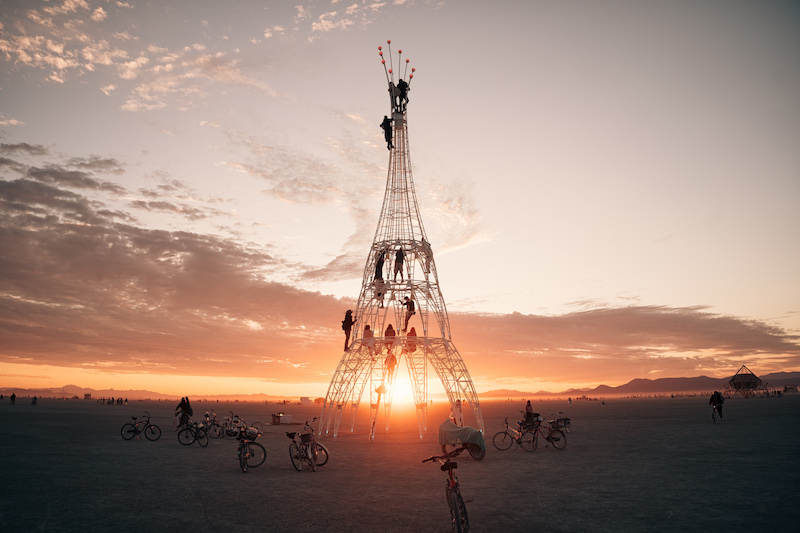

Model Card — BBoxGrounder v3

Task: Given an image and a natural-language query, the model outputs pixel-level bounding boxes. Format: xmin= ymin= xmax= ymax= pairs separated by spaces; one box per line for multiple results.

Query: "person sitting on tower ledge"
xmin=363 ymin=325 xmax=375 ymax=359
xmin=384 ymin=324 xmax=396 ymax=354
xmin=380 ymin=115 xmax=393 ymax=150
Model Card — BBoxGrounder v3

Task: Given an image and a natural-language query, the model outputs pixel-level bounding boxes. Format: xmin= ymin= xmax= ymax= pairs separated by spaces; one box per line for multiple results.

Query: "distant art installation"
xmin=319 ymin=42 xmax=484 ymax=440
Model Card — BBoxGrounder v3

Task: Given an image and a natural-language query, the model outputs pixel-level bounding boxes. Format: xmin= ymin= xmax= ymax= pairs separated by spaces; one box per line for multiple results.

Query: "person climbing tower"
xmin=397 ymin=78 xmax=409 ymax=111
xmin=393 ymin=247 xmax=405 ymax=281
xmin=402 ymin=296 xmax=415 ymax=332
xmin=342 ymin=310 xmax=356 ymax=351
xmin=380 ymin=115 xmax=393 ymax=150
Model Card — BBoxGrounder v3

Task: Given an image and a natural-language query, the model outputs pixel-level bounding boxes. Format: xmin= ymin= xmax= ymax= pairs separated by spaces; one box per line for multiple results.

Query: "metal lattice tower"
xmin=319 ymin=42 xmax=484 ymax=440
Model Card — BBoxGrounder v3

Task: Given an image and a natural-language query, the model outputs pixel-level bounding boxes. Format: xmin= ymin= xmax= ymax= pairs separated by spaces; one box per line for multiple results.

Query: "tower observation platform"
xmin=319 ymin=42 xmax=484 ymax=440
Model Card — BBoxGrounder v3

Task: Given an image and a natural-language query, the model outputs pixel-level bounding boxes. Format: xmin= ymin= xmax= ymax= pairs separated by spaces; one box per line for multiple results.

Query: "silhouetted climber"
xmin=402 ymin=296 xmax=415 ymax=332
xmin=385 ymin=351 xmax=397 ymax=380
xmin=375 ymin=249 xmax=385 ymax=280
xmin=380 ymin=115 xmax=393 ymax=150
xmin=405 ymin=326 xmax=417 ymax=353
xmin=342 ymin=310 xmax=356 ymax=351
xmin=363 ymin=325 xmax=375 ymax=358
xmin=384 ymin=324 xmax=396 ymax=354
xmin=393 ymin=248 xmax=405 ymax=281
xmin=397 ymin=78 xmax=409 ymax=110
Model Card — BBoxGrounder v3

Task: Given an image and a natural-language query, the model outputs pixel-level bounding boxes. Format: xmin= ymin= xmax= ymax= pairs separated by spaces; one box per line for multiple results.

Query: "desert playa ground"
xmin=1 ymin=393 xmax=798 ymax=532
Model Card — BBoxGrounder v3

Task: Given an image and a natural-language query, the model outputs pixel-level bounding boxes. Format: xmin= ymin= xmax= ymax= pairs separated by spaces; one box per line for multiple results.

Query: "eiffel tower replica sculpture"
xmin=320 ymin=42 xmax=484 ymax=441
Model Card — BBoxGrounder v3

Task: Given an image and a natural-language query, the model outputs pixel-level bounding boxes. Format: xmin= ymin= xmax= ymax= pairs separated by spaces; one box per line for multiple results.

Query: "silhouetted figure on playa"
xmin=342 ymin=310 xmax=356 ymax=351
xmin=384 ymin=324 xmax=396 ymax=354
xmin=10 ymin=393 xmax=16 ymax=405
xmin=393 ymin=248 xmax=405 ymax=281
xmin=176 ymin=397 xmax=192 ymax=427
xmin=709 ymin=391 xmax=724 ymax=419
xmin=397 ymin=78 xmax=409 ymax=110
xmin=525 ymin=400 xmax=533 ymax=421
xmin=380 ymin=115 xmax=393 ymax=150
xmin=31 ymin=396 xmax=38 ymax=406
xmin=402 ymin=296 xmax=415 ymax=332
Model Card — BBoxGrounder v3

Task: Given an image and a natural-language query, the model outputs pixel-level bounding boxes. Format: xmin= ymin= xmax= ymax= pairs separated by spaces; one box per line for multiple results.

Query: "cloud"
xmin=3 ymin=147 xmax=797 ymax=387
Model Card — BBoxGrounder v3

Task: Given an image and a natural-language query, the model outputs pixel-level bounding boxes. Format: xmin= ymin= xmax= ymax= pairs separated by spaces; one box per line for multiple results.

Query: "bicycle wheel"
xmin=308 ymin=444 xmax=317 ymax=472
xmin=121 ymin=423 xmax=137 ymax=440
xmin=289 ymin=442 xmax=302 ymax=471
xmin=549 ymin=429 xmax=567 ymax=450
xmin=519 ymin=431 xmax=536 ymax=452
xmin=492 ymin=431 xmax=513 ymax=450
xmin=239 ymin=443 xmax=248 ymax=472
xmin=225 ymin=426 xmax=240 ymax=440
xmin=207 ymin=423 xmax=223 ymax=438
xmin=195 ymin=428 xmax=209 ymax=447
xmin=177 ymin=427 xmax=195 ymax=445
xmin=144 ymin=424 xmax=161 ymax=441
xmin=449 ymin=489 xmax=468 ymax=533
xmin=315 ymin=443 xmax=329 ymax=466
xmin=251 ymin=421 xmax=265 ymax=433
xmin=246 ymin=442 xmax=266 ymax=467
xmin=467 ymin=444 xmax=485 ymax=461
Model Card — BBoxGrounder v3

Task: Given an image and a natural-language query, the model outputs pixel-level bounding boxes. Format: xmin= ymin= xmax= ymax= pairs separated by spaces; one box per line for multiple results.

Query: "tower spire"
xmin=320 ymin=43 xmax=484 ymax=441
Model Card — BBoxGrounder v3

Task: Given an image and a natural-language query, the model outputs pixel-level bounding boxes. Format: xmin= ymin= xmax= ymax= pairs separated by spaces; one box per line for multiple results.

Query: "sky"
xmin=1 ymin=0 xmax=799 ymax=398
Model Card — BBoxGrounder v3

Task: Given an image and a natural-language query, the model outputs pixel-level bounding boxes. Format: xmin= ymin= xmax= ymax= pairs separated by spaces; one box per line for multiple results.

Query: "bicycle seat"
xmin=286 ymin=432 xmax=297 ymax=439
xmin=131 ymin=417 xmax=137 ymax=421
xmin=441 ymin=461 xmax=457 ymax=471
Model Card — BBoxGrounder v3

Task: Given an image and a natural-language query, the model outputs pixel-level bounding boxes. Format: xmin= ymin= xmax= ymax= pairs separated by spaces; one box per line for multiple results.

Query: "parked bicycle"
xmin=237 ymin=426 xmax=267 ymax=473
xmin=423 ymin=447 xmax=470 ymax=533
xmin=529 ymin=414 xmax=567 ymax=451
xmin=492 ymin=417 xmax=535 ymax=451
xmin=121 ymin=412 xmax=162 ymax=441
xmin=203 ymin=411 xmax=223 ymax=438
xmin=286 ymin=418 xmax=328 ymax=472
xmin=177 ymin=419 xmax=209 ymax=447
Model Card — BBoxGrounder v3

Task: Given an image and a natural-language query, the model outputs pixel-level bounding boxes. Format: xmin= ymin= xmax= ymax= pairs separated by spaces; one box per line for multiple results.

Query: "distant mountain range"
xmin=479 ymin=371 xmax=800 ymax=399
xmin=0 ymin=383 xmax=299 ymax=402
xmin=3 ymin=372 xmax=799 ymax=401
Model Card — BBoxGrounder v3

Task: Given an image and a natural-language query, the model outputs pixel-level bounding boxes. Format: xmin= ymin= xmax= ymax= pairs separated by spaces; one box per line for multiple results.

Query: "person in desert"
xmin=709 ymin=390 xmax=724 ymax=418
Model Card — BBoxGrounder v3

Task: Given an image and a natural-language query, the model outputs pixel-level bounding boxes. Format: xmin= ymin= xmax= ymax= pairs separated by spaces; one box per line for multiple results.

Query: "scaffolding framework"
xmin=319 ymin=43 xmax=484 ymax=440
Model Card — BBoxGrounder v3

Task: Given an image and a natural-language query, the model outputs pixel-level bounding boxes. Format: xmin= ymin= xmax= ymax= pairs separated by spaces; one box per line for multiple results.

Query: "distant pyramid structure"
xmin=724 ymin=364 xmax=770 ymax=397
xmin=319 ymin=42 xmax=484 ymax=440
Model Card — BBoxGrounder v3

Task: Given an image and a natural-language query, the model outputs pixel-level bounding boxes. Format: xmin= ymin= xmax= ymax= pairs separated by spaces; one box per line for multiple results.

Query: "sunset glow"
xmin=1 ymin=1 xmax=798 ymax=398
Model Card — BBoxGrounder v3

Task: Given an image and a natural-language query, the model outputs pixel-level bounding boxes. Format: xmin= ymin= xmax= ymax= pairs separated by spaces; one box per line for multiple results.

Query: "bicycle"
xmin=120 ymin=412 xmax=162 ymax=441
xmin=492 ymin=417 xmax=535 ymax=451
xmin=203 ymin=411 xmax=224 ymax=438
xmin=236 ymin=427 xmax=267 ymax=473
xmin=711 ymin=404 xmax=722 ymax=424
xmin=528 ymin=415 xmax=567 ymax=451
xmin=177 ymin=419 xmax=209 ymax=447
xmin=286 ymin=418 xmax=328 ymax=472
xmin=423 ymin=447 xmax=470 ymax=533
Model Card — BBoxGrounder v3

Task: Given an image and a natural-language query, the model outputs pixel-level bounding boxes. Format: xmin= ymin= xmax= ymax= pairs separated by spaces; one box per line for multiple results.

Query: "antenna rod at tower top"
xmin=378 ymin=40 xmax=415 ymax=114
